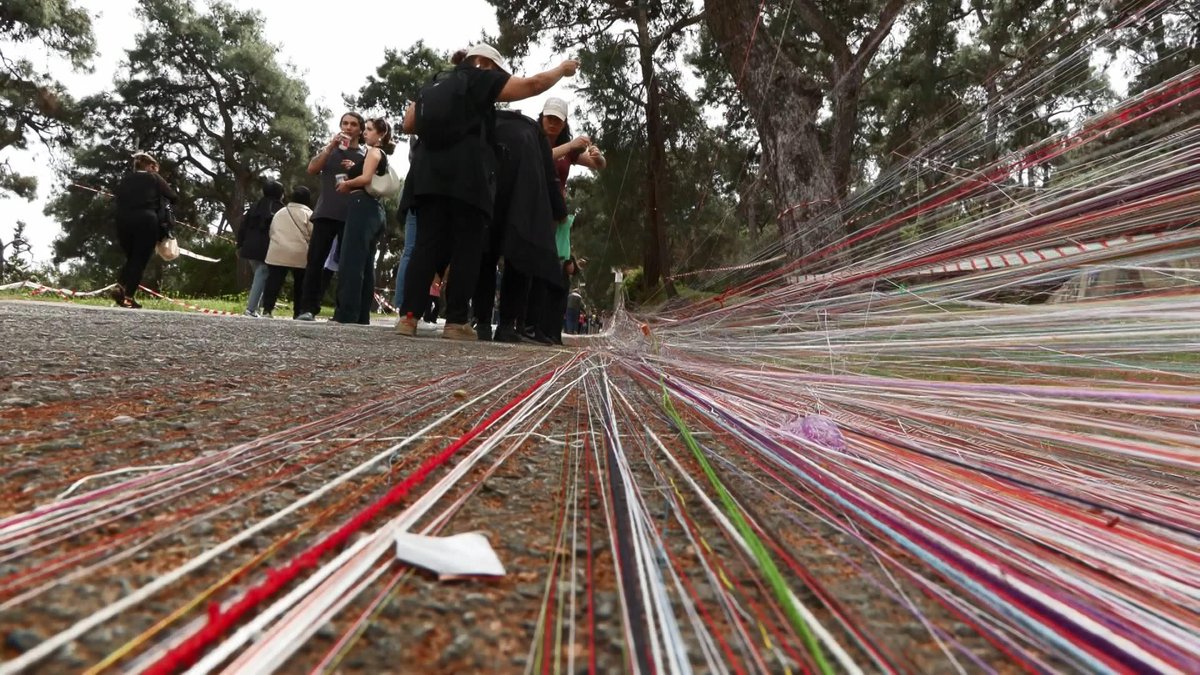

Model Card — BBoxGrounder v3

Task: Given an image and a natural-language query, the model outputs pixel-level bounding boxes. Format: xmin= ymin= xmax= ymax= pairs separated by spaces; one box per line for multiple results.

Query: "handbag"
xmin=367 ymin=161 xmax=402 ymax=199
xmin=285 ymin=207 xmax=311 ymax=244
xmin=156 ymin=235 xmax=180 ymax=261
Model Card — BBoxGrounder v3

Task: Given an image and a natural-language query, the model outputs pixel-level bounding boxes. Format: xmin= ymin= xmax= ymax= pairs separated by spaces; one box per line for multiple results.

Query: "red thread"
xmin=145 ymin=369 xmax=557 ymax=674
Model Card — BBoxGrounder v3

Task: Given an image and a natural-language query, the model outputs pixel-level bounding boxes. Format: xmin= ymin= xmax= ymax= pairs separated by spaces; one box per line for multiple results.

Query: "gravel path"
xmin=0 ymin=301 xmax=1020 ymax=674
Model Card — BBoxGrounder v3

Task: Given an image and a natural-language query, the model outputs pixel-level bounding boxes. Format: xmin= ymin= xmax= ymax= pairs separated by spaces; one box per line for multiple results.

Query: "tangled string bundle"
xmin=1 ymin=3 xmax=1198 ymax=674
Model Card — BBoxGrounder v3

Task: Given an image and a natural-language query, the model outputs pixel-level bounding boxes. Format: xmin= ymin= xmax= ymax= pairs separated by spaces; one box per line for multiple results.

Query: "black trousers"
xmin=262 ymin=265 xmax=306 ymax=317
xmin=298 ymin=217 xmax=344 ymax=315
xmin=530 ymin=267 xmax=569 ymax=341
xmin=472 ymin=222 xmax=506 ymax=329
xmin=116 ymin=210 xmax=160 ymax=298
xmin=402 ymin=197 xmax=487 ymax=325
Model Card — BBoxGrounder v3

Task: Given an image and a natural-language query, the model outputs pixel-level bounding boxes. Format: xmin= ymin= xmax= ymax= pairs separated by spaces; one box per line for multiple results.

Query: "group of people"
xmin=111 ymin=42 xmax=603 ymax=344
xmin=391 ymin=43 xmax=604 ymax=343
xmin=232 ymin=113 xmax=397 ymax=324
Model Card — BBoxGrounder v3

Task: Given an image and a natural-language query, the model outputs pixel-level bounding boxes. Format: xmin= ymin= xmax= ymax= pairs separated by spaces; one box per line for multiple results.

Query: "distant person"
xmin=332 ymin=117 xmax=395 ymax=325
xmin=396 ymin=43 xmax=580 ymax=340
xmin=111 ymin=152 xmax=176 ymax=308
xmin=424 ymin=273 xmax=444 ymax=324
xmin=261 ymin=186 xmax=314 ymax=319
xmin=565 ymin=283 xmax=583 ymax=335
xmin=238 ymin=180 xmax=285 ymax=317
xmin=296 ymin=112 xmax=367 ymax=321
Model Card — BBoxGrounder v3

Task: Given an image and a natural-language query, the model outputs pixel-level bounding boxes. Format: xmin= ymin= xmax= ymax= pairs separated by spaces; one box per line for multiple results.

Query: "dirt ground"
xmin=0 ymin=301 xmax=1026 ymax=673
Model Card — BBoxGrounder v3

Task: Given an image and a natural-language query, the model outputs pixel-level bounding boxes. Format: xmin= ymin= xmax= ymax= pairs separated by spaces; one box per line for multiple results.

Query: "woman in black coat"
xmin=472 ymin=109 xmax=568 ymax=342
xmin=238 ymin=180 xmax=285 ymax=316
xmin=112 ymin=152 xmax=176 ymax=308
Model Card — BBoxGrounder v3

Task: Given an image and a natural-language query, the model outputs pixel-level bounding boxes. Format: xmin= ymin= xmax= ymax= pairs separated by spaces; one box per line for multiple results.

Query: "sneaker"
xmin=442 ymin=323 xmax=478 ymax=341
xmin=395 ymin=314 xmax=418 ymax=337
xmin=522 ymin=328 xmax=554 ymax=346
xmin=244 ymin=309 xmax=259 ymax=318
xmin=493 ymin=326 xmax=522 ymax=343
xmin=296 ymin=312 xmax=315 ymax=322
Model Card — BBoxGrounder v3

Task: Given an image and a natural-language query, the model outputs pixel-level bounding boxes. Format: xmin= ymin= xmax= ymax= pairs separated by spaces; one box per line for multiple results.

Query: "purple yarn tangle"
xmin=783 ymin=414 xmax=846 ymax=450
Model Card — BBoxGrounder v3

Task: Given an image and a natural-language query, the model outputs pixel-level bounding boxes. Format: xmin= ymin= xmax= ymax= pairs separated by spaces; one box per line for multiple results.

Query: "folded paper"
xmin=394 ymin=531 xmax=506 ymax=578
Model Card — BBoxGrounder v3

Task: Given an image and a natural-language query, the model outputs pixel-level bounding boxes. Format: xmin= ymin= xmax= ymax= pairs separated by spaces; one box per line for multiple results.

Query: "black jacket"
xmin=492 ymin=110 xmax=568 ymax=288
xmin=115 ymin=171 xmax=176 ymax=215
xmin=237 ymin=197 xmax=282 ymax=262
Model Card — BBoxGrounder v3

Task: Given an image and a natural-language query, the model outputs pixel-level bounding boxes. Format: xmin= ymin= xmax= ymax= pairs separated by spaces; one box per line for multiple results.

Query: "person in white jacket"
xmin=260 ymin=186 xmax=314 ymax=318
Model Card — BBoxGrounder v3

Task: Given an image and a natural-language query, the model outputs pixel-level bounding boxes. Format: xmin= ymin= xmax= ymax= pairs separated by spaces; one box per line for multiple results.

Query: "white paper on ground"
xmin=394 ymin=531 xmax=507 ymax=578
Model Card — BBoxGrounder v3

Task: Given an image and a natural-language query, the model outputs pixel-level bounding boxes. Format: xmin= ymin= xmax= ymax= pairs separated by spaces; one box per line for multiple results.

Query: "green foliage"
xmin=44 ymin=0 xmax=323 ymax=295
xmin=0 ymin=0 xmax=95 ymax=199
xmin=0 ymin=221 xmax=33 ymax=282
xmin=349 ymin=41 xmax=451 ymax=120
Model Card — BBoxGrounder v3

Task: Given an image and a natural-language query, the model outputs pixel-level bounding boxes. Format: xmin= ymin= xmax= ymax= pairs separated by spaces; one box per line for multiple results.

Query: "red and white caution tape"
xmin=136 ymin=286 xmax=242 ymax=316
xmin=668 ymin=254 xmax=787 ymax=281
xmin=373 ymin=292 xmax=398 ymax=314
xmin=0 ymin=280 xmax=119 ymax=298
xmin=900 ymin=231 xmax=1199 ymax=277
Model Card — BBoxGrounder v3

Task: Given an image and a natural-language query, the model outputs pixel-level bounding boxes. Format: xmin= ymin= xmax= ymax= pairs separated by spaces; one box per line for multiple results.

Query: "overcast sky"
xmin=2 ymin=0 xmax=575 ymax=263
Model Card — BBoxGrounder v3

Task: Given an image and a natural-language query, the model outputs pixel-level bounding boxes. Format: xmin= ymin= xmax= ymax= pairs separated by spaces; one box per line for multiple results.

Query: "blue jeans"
xmin=334 ymin=192 xmax=385 ymax=324
xmin=246 ymin=259 xmax=269 ymax=313
xmin=392 ymin=210 xmax=418 ymax=308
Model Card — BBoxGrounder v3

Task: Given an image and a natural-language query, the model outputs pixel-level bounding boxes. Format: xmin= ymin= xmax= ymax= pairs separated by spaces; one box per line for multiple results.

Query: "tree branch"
xmin=651 ymin=12 xmax=706 ymax=51
xmin=834 ymin=0 xmax=907 ymax=95
xmin=792 ymin=0 xmax=851 ymax=64
xmin=179 ymin=142 xmax=219 ymax=180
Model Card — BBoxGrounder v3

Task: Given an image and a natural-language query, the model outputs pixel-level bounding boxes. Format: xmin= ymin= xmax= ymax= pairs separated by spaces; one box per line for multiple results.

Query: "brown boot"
xmin=395 ymin=314 xmax=418 ymax=337
xmin=441 ymin=323 xmax=478 ymax=341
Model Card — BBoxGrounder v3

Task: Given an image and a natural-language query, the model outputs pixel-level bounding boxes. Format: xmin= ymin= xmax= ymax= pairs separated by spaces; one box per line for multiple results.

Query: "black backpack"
xmin=415 ymin=69 xmax=476 ymax=148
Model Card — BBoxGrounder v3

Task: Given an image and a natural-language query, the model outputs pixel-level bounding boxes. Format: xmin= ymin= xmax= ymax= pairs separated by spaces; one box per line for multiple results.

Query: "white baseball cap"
xmin=542 ymin=97 xmax=569 ymax=120
xmin=464 ymin=43 xmax=509 ymax=74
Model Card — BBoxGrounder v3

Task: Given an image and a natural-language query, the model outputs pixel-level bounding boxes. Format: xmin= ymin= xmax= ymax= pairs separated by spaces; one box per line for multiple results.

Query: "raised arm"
xmin=577 ymin=146 xmax=607 ymax=170
xmin=552 ymin=135 xmax=589 ymax=160
xmin=497 ymin=59 xmax=579 ymax=103
xmin=307 ymin=133 xmax=342 ymax=175
xmin=154 ymin=173 xmax=178 ymax=202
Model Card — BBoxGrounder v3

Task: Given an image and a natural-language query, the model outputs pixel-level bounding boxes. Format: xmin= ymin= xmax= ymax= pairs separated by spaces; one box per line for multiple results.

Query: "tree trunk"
xmin=228 ymin=177 xmax=250 ymax=287
xmin=828 ymin=64 xmax=861 ymax=198
xmin=705 ymin=0 xmax=842 ymax=264
xmin=635 ymin=2 xmax=677 ymax=298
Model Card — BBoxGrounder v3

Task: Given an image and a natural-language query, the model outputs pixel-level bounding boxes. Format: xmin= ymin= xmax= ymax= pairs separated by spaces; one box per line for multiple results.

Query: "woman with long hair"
xmin=528 ymin=98 xmax=605 ymax=344
xmin=112 ymin=152 xmax=176 ymax=308
xmin=332 ymin=117 xmax=395 ymax=324
xmin=238 ymin=179 xmax=285 ymax=316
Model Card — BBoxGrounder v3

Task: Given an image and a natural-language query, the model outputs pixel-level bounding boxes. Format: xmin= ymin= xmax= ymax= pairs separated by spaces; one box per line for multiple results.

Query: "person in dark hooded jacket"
xmin=472 ymin=109 xmax=567 ymax=342
xmin=238 ymin=180 xmax=285 ymax=316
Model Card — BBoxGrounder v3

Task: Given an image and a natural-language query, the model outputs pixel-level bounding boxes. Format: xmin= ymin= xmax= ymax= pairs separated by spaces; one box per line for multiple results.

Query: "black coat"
xmin=492 ymin=110 xmax=568 ymax=288
xmin=237 ymin=198 xmax=282 ymax=262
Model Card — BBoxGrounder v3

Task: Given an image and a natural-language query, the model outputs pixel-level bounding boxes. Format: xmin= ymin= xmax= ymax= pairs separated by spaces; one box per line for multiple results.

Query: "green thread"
xmin=660 ymin=385 xmax=833 ymax=675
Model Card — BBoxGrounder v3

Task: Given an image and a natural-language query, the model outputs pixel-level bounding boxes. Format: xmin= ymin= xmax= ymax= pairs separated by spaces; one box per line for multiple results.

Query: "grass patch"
xmin=0 ymin=290 xmax=395 ymax=320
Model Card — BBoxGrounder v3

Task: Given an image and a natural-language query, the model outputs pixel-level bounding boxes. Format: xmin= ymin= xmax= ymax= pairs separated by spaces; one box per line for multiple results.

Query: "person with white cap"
xmin=540 ymin=97 xmax=607 ymax=177
xmin=523 ymin=97 xmax=606 ymax=344
xmin=395 ymin=43 xmax=580 ymax=341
